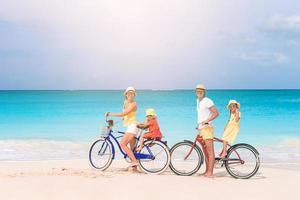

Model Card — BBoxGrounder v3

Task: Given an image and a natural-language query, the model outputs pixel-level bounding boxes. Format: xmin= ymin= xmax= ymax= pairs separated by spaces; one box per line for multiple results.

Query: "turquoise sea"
xmin=1 ymin=90 xmax=300 ymax=163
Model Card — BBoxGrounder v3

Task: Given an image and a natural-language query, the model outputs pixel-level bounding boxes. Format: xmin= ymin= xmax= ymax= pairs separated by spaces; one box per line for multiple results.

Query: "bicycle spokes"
xmin=225 ymin=144 xmax=260 ymax=179
xmin=138 ymin=141 xmax=170 ymax=174
xmin=89 ymin=139 xmax=113 ymax=170
xmin=99 ymin=142 xmax=109 ymax=156
xmin=169 ymin=141 xmax=204 ymax=176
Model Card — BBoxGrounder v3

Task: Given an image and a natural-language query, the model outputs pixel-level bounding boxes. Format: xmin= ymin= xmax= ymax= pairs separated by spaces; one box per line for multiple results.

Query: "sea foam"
xmin=0 ymin=139 xmax=89 ymax=161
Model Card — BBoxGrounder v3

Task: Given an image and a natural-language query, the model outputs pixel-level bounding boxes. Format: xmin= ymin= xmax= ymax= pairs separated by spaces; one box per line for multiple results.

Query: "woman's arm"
xmin=108 ymin=102 xmax=137 ymax=117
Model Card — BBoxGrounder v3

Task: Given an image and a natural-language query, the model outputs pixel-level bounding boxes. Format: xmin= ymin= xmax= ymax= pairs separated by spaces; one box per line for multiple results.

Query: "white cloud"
xmin=267 ymin=15 xmax=300 ymax=30
xmin=286 ymin=39 xmax=300 ymax=46
xmin=238 ymin=51 xmax=288 ymax=65
xmin=0 ymin=0 xmax=235 ymax=89
xmin=265 ymin=15 xmax=300 ymax=38
xmin=214 ymin=30 xmax=258 ymax=45
xmin=242 ymin=36 xmax=257 ymax=44
xmin=1 ymin=0 xmax=300 ymax=89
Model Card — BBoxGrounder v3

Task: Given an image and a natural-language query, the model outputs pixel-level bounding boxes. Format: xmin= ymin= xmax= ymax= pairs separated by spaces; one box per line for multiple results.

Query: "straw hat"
xmin=124 ymin=86 xmax=137 ymax=96
xmin=227 ymin=100 xmax=240 ymax=109
xmin=195 ymin=84 xmax=206 ymax=90
xmin=146 ymin=108 xmax=156 ymax=116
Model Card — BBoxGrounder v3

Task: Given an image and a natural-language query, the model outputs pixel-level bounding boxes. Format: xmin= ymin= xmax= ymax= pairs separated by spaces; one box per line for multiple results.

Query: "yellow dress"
xmin=222 ymin=111 xmax=241 ymax=144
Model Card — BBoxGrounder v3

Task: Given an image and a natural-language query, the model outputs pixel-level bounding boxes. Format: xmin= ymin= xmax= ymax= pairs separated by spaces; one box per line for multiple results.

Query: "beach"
xmin=2 ymin=0 xmax=300 ymax=198
xmin=1 ymin=90 xmax=300 ymax=199
xmin=0 ymin=159 xmax=299 ymax=200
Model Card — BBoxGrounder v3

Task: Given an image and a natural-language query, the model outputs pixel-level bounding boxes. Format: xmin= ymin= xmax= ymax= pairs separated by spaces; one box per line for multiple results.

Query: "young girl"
xmin=136 ymin=108 xmax=162 ymax=152
xmin=219 ymin=100 xmax=241 ymax=159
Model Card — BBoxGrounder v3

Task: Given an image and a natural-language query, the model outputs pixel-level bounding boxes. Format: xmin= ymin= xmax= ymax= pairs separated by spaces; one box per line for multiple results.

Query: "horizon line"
xmin=1 ymin=88 xmax=300 ymax=91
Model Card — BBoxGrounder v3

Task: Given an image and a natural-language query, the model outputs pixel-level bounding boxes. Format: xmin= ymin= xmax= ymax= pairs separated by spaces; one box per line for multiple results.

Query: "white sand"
xmin=0 ymin=159 xmax=299 ymax=200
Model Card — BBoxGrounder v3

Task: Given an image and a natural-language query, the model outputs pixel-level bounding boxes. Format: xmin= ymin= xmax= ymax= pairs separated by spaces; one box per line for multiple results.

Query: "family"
xmin=106 ymin=84 xmax=241 ymax=177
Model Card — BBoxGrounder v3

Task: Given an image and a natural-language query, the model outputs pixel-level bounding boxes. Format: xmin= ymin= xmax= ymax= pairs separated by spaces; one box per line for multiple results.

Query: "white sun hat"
xmin=124 ymin=86 xmax=137 ymax=96
xmin=227 ymin=100 xmax=240 ymax=109
xmin=195 ymin=84 xmax=206 ymax=90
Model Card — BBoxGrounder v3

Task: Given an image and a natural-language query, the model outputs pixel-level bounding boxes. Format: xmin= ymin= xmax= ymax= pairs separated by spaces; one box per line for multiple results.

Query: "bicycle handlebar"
xmin=104 ymin=112 xmax=123 ymax=128
xmin=104 ymin=112 xmax=109 ymax=122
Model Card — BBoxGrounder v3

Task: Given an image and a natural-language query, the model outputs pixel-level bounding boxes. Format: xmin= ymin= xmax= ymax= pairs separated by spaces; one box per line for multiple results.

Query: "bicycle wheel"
xmin=138 ymin=140 xmax=170 ymax=175
xmin=225 ymin=143 xmax=260 ymax=179
xmin=169 ymin=141 xmax=204 ymax=176
xmin=89 ymin=138 xmax=113 ymax=170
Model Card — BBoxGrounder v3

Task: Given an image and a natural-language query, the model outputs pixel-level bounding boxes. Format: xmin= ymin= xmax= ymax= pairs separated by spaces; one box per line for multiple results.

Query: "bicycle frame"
xmin=102 ymin=129 xmax=155 ymax=160
xmin=212 ymin=137 xmax=244 ymax=165
xmin=184 ymin=135 xmax=244 ymax=165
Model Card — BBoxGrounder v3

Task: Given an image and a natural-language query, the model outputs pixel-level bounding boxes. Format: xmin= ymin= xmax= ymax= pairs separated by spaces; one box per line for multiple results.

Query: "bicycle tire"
xmin=138 ymin=140 xmax=170 ymax=175
xmin=224 ymin=143 xmax=260 ymax=179
xmin=89 ymin=138 xmax=113 ymax=170
xmin=169 ymin=141 xmax=204 ymax=176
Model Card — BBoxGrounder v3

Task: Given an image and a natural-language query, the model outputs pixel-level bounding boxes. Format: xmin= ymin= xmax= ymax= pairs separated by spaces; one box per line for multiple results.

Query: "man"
xmin=195 ymin=84 xmax=219 ymax=177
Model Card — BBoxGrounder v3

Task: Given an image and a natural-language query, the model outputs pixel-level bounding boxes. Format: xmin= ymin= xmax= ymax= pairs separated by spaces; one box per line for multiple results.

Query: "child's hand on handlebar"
xmin=137 ymin=123 xmax=147 ymax=129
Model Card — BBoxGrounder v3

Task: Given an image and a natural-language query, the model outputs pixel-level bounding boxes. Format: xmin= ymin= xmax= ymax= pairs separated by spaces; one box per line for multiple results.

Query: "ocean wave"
xmin=278 ymin=98 xmax=300 ymax=103
xmin=0 ymin=139 xmax=89 ymax=149
xmin=259 ymin=139 xmax=300 ymax=165
xmin=0 ymin=139 xmax=90 ymax=161
xmin=279 ymin=138 xmax=300 ymax=147
xmin=1 ymin=138 xmax=300 ymax=164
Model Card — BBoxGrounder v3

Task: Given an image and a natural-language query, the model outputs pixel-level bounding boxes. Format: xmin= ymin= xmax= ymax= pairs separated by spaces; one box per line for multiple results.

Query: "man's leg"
xmin=199 ymin=138 xmax=209 ymax=175
xmin=204 ymin=139 xmax=215 ymax=177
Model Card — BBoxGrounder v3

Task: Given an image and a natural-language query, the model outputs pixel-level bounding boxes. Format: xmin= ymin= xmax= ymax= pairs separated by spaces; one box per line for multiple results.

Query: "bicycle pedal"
xmin=214 ymin=159 xmax=224 ymax=168
xmin=214 ymin=162 xmax=223 ymax=168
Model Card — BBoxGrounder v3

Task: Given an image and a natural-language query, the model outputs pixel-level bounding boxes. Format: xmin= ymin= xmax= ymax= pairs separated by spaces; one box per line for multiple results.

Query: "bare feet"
xmin=126 ymin=162 xmax=139 ymax=171
xmin=130 ymin=162 xmax=139 ymax=167
xmin=204 ymin=173 xmax=214 ymax=178
xmin=128 ymin=166 xmax=138 ymax=172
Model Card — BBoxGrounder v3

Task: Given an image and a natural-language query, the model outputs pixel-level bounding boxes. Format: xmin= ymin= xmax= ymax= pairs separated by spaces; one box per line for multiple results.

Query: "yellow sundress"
xmin=222 ymin=111 xmax=241 ymax=144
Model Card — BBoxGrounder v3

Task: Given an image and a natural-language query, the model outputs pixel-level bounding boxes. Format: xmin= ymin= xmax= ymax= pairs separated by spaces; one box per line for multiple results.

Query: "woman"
xmin=107 ymin=86 xmax=139 ymax=171
xmin=195 ymin=84 xmax=219 ymax=178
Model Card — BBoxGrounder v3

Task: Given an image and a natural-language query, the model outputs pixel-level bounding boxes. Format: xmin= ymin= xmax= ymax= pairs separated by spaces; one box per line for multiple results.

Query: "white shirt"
xmin=197 ymin=97 xmax=215 ymax=129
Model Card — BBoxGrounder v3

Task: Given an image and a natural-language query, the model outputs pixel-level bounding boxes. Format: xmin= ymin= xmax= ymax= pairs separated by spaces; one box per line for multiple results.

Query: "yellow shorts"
xmin=198 ymin=125 xmax=214 ymax=140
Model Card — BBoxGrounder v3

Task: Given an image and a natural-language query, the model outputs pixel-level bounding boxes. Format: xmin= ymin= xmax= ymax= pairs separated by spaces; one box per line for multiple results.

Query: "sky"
xmin=0 ymin=0 xmax=300 ymax=90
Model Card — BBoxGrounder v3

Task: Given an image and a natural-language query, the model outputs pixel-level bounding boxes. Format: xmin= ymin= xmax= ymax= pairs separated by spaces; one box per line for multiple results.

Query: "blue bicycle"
xmin=89 ymin=116 xmax=170 ymax=174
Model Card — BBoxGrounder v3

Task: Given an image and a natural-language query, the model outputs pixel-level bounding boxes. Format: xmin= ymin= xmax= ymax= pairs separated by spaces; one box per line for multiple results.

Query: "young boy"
xmin=136 ymin=108 xmax=162 ymax=152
